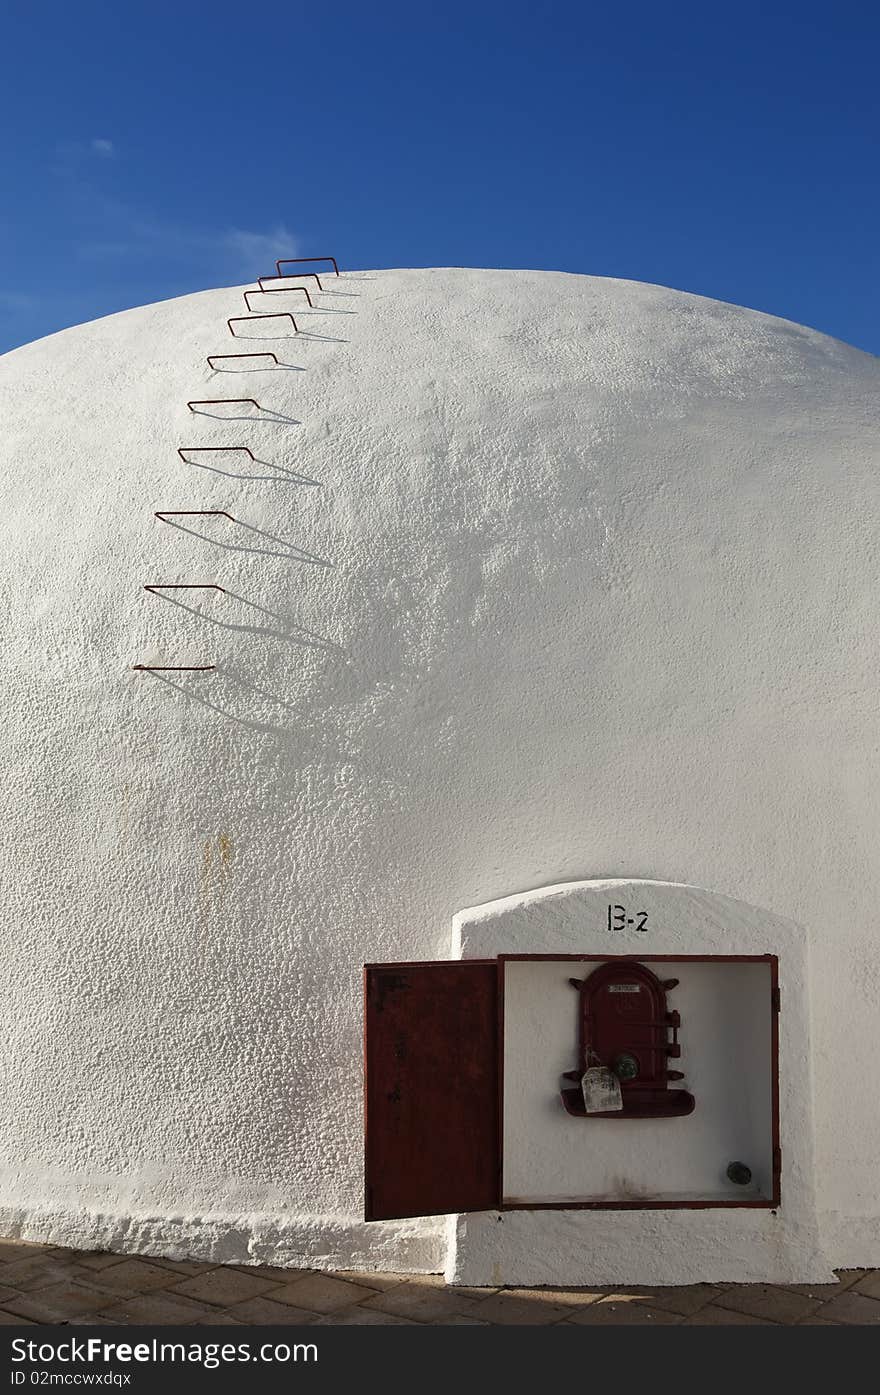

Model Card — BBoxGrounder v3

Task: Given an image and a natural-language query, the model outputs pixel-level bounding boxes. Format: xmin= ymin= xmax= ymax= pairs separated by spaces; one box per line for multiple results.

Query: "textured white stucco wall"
xmin=1 ymin=267 xmax=878 ymax=1276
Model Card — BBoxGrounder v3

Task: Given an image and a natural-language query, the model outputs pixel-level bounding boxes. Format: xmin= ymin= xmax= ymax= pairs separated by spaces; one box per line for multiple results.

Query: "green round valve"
xmin=727 ymin=1161 xmax=752 ymax=1186
xmin=612 ymin=1052 xmax=639 ymax=1081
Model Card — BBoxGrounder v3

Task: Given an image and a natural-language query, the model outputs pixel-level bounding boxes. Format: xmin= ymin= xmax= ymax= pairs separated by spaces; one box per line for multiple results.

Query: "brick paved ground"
xmin=0 ymin=1241 xmax=878 ymax=1325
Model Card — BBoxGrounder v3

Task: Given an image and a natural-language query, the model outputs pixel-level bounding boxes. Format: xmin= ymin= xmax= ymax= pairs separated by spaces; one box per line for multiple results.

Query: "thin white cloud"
xmin=73 ymin=204 xmax=298 ymax=280
xmin=47 ymin=152 xmax=297 ymax=288
xmin=222 ymin=225 xmax=297 ymax=273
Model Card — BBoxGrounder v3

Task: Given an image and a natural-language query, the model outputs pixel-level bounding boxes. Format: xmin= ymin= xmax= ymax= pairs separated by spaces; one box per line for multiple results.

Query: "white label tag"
xmin=608 ymin=984 xmax=640 ymax=994
xmin=581 ymin=1066 xmax=623 ymax=1113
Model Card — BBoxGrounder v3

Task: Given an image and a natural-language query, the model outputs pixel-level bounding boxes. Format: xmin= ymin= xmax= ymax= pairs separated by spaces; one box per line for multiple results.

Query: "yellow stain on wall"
xmin=199 ymin=834 xmax=234 ymax=926
xmin=217 ymin=833 xmax=233 ymax=894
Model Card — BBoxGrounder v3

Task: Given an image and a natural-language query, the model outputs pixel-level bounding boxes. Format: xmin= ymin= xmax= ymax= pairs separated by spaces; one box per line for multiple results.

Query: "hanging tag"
xmin=581 ymin=1066 xmax=623 ymax=1114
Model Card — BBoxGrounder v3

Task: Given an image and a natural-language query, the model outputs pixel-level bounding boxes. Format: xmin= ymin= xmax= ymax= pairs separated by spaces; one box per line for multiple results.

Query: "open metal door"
xmin=364 ymin=961 xmax=500 ymax=1221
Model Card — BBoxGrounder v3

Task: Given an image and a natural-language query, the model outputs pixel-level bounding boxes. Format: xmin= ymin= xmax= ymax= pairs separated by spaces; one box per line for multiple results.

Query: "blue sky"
xmin=2 ymin=0 xmax=878 ymax=355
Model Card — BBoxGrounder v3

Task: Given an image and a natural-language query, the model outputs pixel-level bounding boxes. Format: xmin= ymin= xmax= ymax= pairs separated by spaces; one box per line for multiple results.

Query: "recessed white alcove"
xmin=502 ymin=957 xmax=775 ymax=1207
xmin=448 ymin=879 xmax=832 ymax=1287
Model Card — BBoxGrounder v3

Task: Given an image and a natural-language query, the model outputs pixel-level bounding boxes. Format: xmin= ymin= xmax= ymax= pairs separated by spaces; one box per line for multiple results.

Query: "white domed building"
xmin=1 ymin=266 xmax=879 ymax=1287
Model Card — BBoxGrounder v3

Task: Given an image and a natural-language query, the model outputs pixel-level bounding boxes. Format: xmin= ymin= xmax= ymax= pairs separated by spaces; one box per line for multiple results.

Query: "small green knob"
xmin=612 ymin=1052 xmax=639 ymax=1081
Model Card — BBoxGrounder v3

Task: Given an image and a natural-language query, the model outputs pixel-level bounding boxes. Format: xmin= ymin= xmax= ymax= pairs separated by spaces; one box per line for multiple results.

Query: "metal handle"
xmin=275 ymin=255 xmax=339 ymax=276
xmin=155 ymin=510 xmax=235 ymax=522
xmin=268 ymin=269 xmax=324 ymax=291
xmin=255 ymin=279 xmax=314 ymax=307
xmin=244 ymin=287 xmax=314 ymax=313
xmin=143 ymin=584 xmax=226 ymax=594
xmin=227 ymin=312 xmax=298 ymax=336
xmin=177 ymin=446 xmax=256 ymax=463
xmin=207 ymin=352 xmax=279 ymax=369
xmin=186 ymin=399 xmax=261 ymax=413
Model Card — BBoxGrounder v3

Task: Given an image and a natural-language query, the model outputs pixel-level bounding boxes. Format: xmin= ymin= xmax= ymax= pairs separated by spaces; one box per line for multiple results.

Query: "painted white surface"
xmin=0 ymin=267 xmax=878 ymax=1276
xmin=502 ymin=958 xmax=774 ymax=1204
xmin=452 ymin=880 xmax=828 ymax=1285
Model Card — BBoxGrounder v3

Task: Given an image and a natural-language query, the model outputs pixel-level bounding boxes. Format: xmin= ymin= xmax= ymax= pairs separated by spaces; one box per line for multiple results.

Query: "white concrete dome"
xmin=2 ymin=267 xmax=879 ymax=1278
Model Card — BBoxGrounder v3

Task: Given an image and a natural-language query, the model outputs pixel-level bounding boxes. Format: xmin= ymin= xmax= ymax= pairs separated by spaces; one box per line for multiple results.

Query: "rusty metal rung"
xmin=187 ymin=398 xmax=261 ymax=413
xmin=276 ymin=256 xmax=339 ymax=277
xmin=207 ymin=352 xmax=279 ymax=369
xmin=245 ymin=286 xmax=314 ymax=312
xmin=155 ymin=510 xmax=235 ymax=522
xmin=255 ymin=280 xmax=314 ymax=307
xmin=133 ymin=665 xmax=215 ymax=672
xmin=144 ymin=584 xmax=226 ymax=593
xmin=178 ymin=446 xmax=256 ymax=462
xmin=267 ymin=270 xmax=324 ymax=291
xmin=228 ymin=312 xmax=298 ymax=336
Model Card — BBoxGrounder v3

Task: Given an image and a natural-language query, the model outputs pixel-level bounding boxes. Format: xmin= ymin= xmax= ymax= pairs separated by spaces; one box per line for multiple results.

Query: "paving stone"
xmin=362 ymin=1283 xmax=481 ymax=1322
xmin=230 ymin=1265 xmax=312 ymax=1282
xmin=1 ymin=1256 xmax=85 ymax=1291
xmin=433 ymin=1316 xmax=492 ymax=1325
xmin=170 ymin=1268 xmax=283 ymax=1307
xmin=91 ymin=1292 xmax=213 ymax=1325
xmin=80 ymin=1260 xmax=182 ymax=1296
xmin=470 ymin=1292 xmax=574 ymax=1325
xmin=224 ymin=1296 xmax=318 ymax=1325
xmin=630 ymin=1284 xmax=722 ymax=1316
xmin=148 ymin=1259 xmax=219 ymax=1276
xmin=714 ymin=1285 xmax=820 ymax=1324
xmin=445 ymin=1285 xmax=499 ymax=1299
xmin=2 ymin=1283 xmax=113 ymax=1323
xmin=74 ymin=1253 xmax=129 ymax=1272
xmin=0 ymin=1241 xmax=51 ymax=1264
xmin=781 ymin=1281 xmax=849 ymax=1298
xmin=566 ymin=1300 xmax=681 ymax=1325
xmin=312 ymin=1306 xmax=419 ymax=1325
xmin=820 ymin=1291 xmax=880 ymax=1325
xmin=0 ymin=1237 xmax=869 ymax=1328
xmin=271 ymin=1273 xmax=376 ymax=1313
xmin=65 ymin=1316 xmax=125 ymax=1326
xmin=505 ymin=1286 xmax=604 ymax=1308
xmin=684 ymin=1305 xmax=775 ymax=1325
xmin=332 ymin=1270 xmax=410 ymax=1291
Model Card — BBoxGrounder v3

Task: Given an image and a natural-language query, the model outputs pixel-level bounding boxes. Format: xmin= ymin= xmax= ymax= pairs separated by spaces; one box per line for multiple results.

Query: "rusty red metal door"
xmin=364 ymin=961 xmax=500 ymax=1221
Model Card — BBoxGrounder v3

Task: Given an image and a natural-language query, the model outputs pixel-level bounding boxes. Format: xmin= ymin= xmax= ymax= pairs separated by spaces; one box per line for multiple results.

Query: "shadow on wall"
xmin=145 ymin=585 xmax=343 ymax=651
xmin=187 ymin=403 xmax=301 ymax=425
xmin=226 ymin=329 xmax=350 ymax=343
xmin=156 ymin=514 xmax=333 ymax=566
xmin=144 ymin=665 xmax=352 ymax=744
xmin=178 ymin=448 xmax=320 ymax=485
xmin=134 ymin=273 xmax=378 ymax=730
xmin=208 ymin=361 xmax=305 ymax=374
